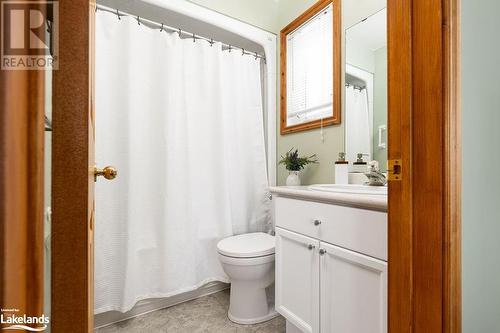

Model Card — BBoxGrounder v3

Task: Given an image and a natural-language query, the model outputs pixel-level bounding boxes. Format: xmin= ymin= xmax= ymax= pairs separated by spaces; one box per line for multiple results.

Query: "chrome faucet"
xmin=364 ymin=161 xmax=387 ymax=186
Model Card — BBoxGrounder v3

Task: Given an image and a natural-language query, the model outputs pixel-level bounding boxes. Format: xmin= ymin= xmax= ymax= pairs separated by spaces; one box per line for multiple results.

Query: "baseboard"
xmin=94 ymin=281 xmax=230 ymax=329
xmin=286 ymin=320 xmax=304 ymax=333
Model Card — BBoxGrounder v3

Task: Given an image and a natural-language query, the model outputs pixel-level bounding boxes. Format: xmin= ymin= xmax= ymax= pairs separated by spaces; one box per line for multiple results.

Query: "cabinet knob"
xmin=319 ymin=248 xmax=327 ymax=255
xmin=313 ymin=219 xmax=322 ymax=226
xmin=307 ymin=244 xmax=315 ymax=250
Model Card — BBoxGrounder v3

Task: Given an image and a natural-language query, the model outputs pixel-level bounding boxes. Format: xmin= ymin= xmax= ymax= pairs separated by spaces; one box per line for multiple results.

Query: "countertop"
xmin=269 ymin=186 xmax=388 ymax=212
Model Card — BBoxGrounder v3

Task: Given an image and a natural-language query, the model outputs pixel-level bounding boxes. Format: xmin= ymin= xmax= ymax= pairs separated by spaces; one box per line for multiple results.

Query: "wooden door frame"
xmin=51 ymin=1 xmax=95 ymax=332
xmin=0 ymin=59 xmax=45 ymax=325
xmin=387 ymin=0 xmax=461 ymax=332
xmin=46 ymin=0 xmax=461 ymax=332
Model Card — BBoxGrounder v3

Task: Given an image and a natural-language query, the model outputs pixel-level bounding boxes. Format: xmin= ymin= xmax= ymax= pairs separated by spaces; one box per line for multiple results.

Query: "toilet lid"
xmin=217 ymin=232 xmax=275 ymax=258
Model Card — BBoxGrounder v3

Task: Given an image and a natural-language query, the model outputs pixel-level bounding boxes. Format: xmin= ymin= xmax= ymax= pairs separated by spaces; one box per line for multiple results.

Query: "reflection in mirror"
xmin=345 ymin=7 xmax=387 ymax=171
xmin=280 ymin=0 xmax=341 ymax=134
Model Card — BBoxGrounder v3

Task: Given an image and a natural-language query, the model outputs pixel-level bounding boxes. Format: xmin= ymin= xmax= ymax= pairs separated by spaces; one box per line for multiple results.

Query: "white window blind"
xmin=286 ymin=4 xmax=333 ymax=126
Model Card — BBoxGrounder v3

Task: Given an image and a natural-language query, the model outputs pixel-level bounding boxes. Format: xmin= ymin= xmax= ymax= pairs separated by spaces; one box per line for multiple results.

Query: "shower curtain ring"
xmin=137 ymin=16 xmax=141 ymax=25
xmin=210 ymin=38 xmax=214 ymax=46
xmin=160 ymin=23 xmax=164 ymax=32
xmin=192 ymin=33 xmax=196 ymax=42
xmin=228 ymin=45 xmax=232 ymax=52
xmin=116 ymin=9 xmax=121 ymax=20
xmin=255 ymin=52 xmax=258 ymax=60
xmin=242 ymin=48 xmax=245 ymax=56
xmin=178 ymin=28 xmax=182 ymax=38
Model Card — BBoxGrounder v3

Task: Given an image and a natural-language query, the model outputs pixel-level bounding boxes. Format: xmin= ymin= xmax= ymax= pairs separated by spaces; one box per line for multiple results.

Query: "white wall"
xmin=346 ymin=39 xmax=375 ymax=72
xmin=188 ymin=0 xmax=280 ymax=33
xmin=372 ymin=46 xmax=387 ymax=169
xmin=462 ymin=0 xmax=500 ymax=331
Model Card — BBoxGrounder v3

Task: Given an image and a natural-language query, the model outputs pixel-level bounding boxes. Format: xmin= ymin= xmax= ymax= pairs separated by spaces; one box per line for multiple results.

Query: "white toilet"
xmin=217 ymin=232 xmax=278 ymax=324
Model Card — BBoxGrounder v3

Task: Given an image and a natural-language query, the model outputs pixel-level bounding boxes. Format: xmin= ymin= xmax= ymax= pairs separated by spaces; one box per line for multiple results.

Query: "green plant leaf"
xmin=279 ymin=148 xmax=319 ymax=171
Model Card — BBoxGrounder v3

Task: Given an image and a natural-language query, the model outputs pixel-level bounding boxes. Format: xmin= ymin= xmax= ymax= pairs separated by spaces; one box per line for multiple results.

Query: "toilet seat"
xmin=217 ymin=232 xmax=278 ymax=324
xmin=217 ymin=232 xmax=275 ymax=258
xmin=218 ymin=253 xmax=275 ymax=266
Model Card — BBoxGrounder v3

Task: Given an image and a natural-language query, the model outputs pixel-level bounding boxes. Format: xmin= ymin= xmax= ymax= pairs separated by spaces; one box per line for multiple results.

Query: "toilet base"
xmin=228 ymin=306 xmax=279 ymax=325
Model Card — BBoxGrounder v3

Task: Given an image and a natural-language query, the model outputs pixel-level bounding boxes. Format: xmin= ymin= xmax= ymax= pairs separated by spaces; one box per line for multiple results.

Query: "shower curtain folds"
xmin=345 ymin=85 xmax=371 ymax=163
xmin=94 ymin=11 xmax=270 ymax=314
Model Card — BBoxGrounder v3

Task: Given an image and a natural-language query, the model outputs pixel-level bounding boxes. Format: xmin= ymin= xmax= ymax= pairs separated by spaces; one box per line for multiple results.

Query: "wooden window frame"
xmin=280 ymin=0 xmax=342 ymax=135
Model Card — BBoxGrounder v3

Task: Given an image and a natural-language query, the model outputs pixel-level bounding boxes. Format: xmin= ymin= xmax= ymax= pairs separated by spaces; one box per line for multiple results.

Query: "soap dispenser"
xmin=335 ymin=152 xmax=349 ymax=184
xmin=352 ymin=153 xmax=368 ymax=173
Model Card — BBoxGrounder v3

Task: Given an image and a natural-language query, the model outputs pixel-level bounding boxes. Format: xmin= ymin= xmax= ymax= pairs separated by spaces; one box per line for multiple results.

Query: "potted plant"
xmin=279 ymin=148 xmax=318 ymax=186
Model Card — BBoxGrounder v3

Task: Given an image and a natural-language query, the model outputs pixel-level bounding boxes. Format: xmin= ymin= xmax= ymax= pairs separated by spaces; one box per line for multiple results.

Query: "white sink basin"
xmin=308 ymin=184 xmax=388 ymax=195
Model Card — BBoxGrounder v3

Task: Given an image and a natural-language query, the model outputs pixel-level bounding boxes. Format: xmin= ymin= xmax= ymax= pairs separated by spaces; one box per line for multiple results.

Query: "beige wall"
xmin=276 ymin=0 xmax=342 ymax=186
xmin=277 ymin=0 xmax=316 ymax=32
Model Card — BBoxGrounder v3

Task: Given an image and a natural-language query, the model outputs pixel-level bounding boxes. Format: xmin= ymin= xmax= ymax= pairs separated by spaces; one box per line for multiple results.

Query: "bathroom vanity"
xmin=270 ymin=185 xmax=387 ymax=333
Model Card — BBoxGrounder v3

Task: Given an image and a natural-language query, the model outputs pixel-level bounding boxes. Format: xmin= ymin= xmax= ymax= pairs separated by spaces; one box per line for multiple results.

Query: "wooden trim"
xmin=0 ymin=66 xmax=45 ymax=322
xmin=51 ymin=1 xmax=95 ymax=332
xmin=411 ymin=1 xmax=445 ymax=330
xmin=0 ymin=0 xmax=48 ymax=316
xmin=387 ymin=0 xmax=413 ymax=331
xmin=443 ymin=0 xmax=461 ymax=331
xmin=280 ymin=0 xmax=341 ymax=135
xmin=388 ymin=0 xmax=461 ymax=331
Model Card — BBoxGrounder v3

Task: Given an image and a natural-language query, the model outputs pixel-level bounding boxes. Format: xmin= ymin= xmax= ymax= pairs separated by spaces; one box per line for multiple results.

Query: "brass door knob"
xmin=94 ymin=165 xmax=117 ymax=181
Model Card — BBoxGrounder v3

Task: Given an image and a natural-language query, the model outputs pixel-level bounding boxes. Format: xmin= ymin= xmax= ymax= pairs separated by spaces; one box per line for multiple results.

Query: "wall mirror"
xmin=280 ymin=0 xmax=341 ymax=135
xmin=344 ymin=2 xmax=387 ymax=170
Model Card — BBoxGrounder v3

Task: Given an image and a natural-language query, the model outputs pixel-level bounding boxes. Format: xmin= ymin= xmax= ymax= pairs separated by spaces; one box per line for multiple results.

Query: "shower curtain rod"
xmin=96 ymin=4 xmax=266 ymax=62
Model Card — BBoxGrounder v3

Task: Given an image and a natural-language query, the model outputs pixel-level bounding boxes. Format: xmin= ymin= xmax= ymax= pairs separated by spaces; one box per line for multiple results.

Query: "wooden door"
xmin=51 ymin=1 xmax=95 ymax=332
xmin=275 ymin=227 xmax=320 ymax=333
xmin=319 ymin=241 xmax=387 ymax=333
xmin=0 ymin=57 xmax=45 ymax=329
xmin=387 ymin=0 xmax=461 ymax=332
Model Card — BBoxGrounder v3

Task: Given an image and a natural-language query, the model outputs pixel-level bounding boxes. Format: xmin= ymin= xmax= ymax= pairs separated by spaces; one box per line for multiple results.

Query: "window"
xmin=280 ymin=0 xmax=341 ymax=134
xmin=286 ymin=4 xmax=333 ymax=126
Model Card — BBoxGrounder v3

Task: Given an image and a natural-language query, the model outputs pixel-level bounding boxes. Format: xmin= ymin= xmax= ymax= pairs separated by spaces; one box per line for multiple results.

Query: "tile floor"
xmin=95 ymin=289 xmax=285 ymax=333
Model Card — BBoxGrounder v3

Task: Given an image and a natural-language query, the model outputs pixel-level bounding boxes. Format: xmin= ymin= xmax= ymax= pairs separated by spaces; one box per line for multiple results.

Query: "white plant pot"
xmin=286 ymin=171 xmax=301 ymax=186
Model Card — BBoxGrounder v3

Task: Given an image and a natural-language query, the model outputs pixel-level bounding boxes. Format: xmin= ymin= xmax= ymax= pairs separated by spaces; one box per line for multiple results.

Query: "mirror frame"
xmin=280 ymin=0 xmax=342 ymax=135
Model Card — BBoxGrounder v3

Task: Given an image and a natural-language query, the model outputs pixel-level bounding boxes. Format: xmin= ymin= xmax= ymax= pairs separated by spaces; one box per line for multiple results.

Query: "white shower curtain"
xmin=345 ymin=85 xmax=371 ymax=163
xmin=94 ymin=11 xmax=271 ymax=313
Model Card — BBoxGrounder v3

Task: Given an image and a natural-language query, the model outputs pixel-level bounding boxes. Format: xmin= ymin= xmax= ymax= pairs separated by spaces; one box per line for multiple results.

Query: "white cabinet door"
xmin=320 ymin=242 xmax=387 ymax=333
xmin=275 ymin=227 xmax=320 ymax=333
